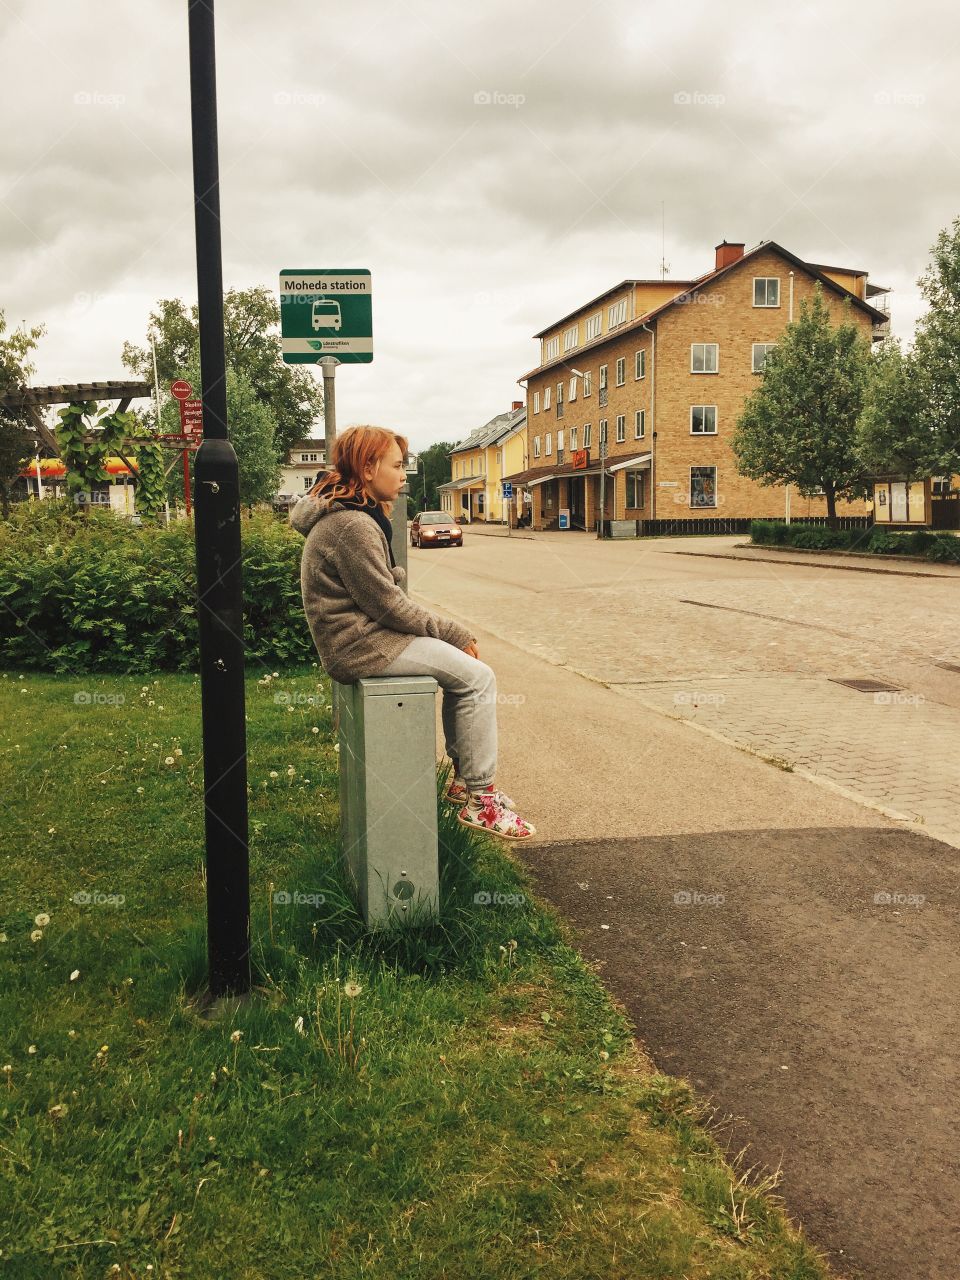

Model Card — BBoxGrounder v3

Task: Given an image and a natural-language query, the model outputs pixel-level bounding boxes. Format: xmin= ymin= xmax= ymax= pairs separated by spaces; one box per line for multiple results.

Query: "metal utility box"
xmin=334 ymin=675 xmax=440 ymax=927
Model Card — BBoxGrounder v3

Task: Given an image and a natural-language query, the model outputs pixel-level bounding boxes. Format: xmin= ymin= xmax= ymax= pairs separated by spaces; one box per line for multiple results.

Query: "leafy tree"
xmin=909 ymin=217 xmax=960 ymax=476
xmin=0 ymin=310 xmax=45 ymax=519
xmin=856 ymin=340 xmax=937 ymax=480
xmin=732 ymin=284 xmax=872 ymax=528
xmin=408 ymin=440 xmax=455 ymax=513
xmin=122 ymin=286 xmax=324 ymax=463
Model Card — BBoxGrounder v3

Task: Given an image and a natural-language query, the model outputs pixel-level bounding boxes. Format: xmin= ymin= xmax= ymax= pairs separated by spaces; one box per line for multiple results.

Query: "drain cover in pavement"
xmin=829 ymin=677 xmax=902 ymax=693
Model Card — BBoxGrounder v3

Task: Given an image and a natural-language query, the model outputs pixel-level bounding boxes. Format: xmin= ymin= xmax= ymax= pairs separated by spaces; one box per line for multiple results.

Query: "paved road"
xmin=408 ymin=529 xmax=960 ymax=1280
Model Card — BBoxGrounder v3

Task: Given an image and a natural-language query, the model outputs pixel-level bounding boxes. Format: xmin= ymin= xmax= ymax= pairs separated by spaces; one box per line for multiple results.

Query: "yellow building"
xmin=440 ymin=404 xmax=527 ymax=523
xmin=508 ymin=239 xmax=893 ymax=531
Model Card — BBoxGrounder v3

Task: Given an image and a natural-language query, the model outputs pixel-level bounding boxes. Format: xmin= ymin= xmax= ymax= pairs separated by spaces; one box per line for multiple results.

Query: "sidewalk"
xmin=662 ymin=537 xmax=960 ymax=579
xmin=420 ymin=617 xmax=960 ymax=1280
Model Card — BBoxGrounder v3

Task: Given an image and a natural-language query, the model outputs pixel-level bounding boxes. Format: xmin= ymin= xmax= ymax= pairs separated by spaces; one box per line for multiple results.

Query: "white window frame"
xmin=752 ymin=343 xmax=776 ymax=373
xmin=533 ymin=435 xmax=541 ymax=459
xmin=585 ymin=312 xmax=601 ymax=341
xmin=545 ymin=432 xmax=553 ymax=456
xmin=557 ymin=428 xmax=564 ymax=458
xmin=690 ymin=405 xmax=718 ymax=435
xmin=615 ymin=414 xmax=626 ymax=443
xmin=563 ymin=324 xmax=578 ymax=352
xmin=583 ymin=423 xmax=592 ymax=447
xmin=569 ymin=375 xmax=578 ymax=401
xmin=607 ymin=298 xmax=627 ymax=328
xmin=544 ymin=335 xmax=560 ymax=360
xmin=625 ymin=470 xmax=645 ymax=509
xmin=635 ymin=349 xmax=646 ymax=379
xmin=557 ymin=381 xmax=564 ymax=407
xmin=544 ymin=385 xmax=551 ymax=411
xmin=691 ymin=343 xmax=719 ymax=374
xmin=690 ymin=465 xmax=717 ymax=508
xmin=583 ymin=370 xmax=593 ymax=396
xmin=616 ymin=357 xmax=626 ymax=386
xmin=533 ymin=390 xmax=540 ymax=414
xmin=599 ymin=364 xmax=608 ymax=391
xmin=634 ymin=409 xmax=645 ymax=439
xmin=303 ymin=476 xmax=313 ymax=490
xmin=569 ymin=426 xmax=578 ymax=451
xmin=753 ymin=277 xmax=780 ymax=307
xmin=599 ymin=419 xmax=608 ymax=444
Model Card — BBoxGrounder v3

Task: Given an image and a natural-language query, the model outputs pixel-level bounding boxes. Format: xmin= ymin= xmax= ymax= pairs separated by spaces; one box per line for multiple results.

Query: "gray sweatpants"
xmin=379 ymin=635 xmax=497 ymax=790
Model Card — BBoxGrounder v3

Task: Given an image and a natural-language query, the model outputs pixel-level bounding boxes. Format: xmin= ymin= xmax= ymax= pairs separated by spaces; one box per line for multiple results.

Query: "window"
xmin=599 ymin=419 xmax=608 ymax=444
xmin=545 ymin=432 xmax=553 ymax=456
xmin=608 ymin=298 xmax=627 ymax=328
xmin=752 ymin=343 xmax=776 ymax=373
xmin=300 ymin=452 xmax=319 ymax=462
xmin=691 ymin=405 xmax=717 ymax=434
xmin=599 ymin=364 xmax=608 ymax=391
xmin=690 ymin=466 xmax=717 ymax=507
xmin=585 ymin=312 xmax=601 ymax=341
xmin=626 ymin=471 xmax=645 ymax=509
xmin=557 ymin=381 xmax=563 ymax=404
xmin=533 ymin=390 xmax=540 ymax=414
xmin=569 ymin=376 xmax=578 ymax=401
xmin=616 ymin=357 xmax=626 ymax=386
xmin=563 ymin=324 xmax=578 ymax=352
xmin=557 ymin=429 xmax=564 ymax=462
xmin=583 ymin=423 xmax=592 ymax=447
xmin=544 ymin=335 xmax=560 ymax=359
xmin=544 ymin=386 xmax=551 ymax=411
xmin=634 ymin=409 xmax=646 ymax=439
xmin=496 ymin=449 xmax=502 ymax=466
xmin=570 ymin=426 xmax=578 ymax=451
xmin=583 ymin=370 xmax=593 ymax=396
xmin=753 ymin=277 xmax=780 ymax=307
xmin=933 ymin=476 xmax=951 ymax=495
xmin=615 ymin=414 xmax=626 ymax=443
xmin=691 ymin=343 xmax=718 ymax=373
xmin=303 ymin=476 xmax=313 ymax=490
xmin=533 ymin=435 xmax=541 ymax=458
xmin=635 ymin=349 xmax=646 ymax=379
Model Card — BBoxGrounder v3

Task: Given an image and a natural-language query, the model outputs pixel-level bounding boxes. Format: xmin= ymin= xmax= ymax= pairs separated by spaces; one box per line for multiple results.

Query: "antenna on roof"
xmin=659 ymin=201 xmax=670 ymax=279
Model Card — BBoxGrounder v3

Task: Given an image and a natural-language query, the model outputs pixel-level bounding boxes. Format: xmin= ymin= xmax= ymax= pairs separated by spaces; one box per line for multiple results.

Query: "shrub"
xmin=0 ymin=499 xmax=314 ymax=673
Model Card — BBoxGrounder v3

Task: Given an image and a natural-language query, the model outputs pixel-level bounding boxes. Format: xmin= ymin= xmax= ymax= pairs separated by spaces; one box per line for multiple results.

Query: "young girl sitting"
xmin=289 ymin=424 xmax=535 ymax=841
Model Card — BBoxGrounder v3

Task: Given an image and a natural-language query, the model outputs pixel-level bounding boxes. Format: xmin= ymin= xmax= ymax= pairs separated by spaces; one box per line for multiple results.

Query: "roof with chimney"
xmin=523 ymin=240 xmax=891 ymax=381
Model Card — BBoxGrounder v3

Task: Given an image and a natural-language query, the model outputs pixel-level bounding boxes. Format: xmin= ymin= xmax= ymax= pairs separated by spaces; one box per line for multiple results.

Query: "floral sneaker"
xmin=445 ymin=775 xmax=515 ymax=809
xmin=457 ymin=784 xmax=536 ymax=841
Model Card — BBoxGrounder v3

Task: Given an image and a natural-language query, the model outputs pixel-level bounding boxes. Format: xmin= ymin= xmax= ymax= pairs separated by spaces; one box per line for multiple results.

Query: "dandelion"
xmin=164 ymin=756 xmax=175 ymax=766
xmin=599 ymin=1050 xmax=610 ymax=1061
xmin=174 ymin=747 xmax=183 ymax=757
xmin=343 ymin=980 xmax=362 ymax=999
xmin=123 ymin=977 xmax=133 ymax=986
xmin=30 ymin=929 xmax=43 ymax=943
xmin=47 ymin=827 xmax=56 ymax=835
xmin=48 ymin=1102 xmax=68 ymax=1119
xmin=272 ymin=672 xmax=279 ymax=679
xmin=27 ymin=1045 xmax=37 ymax=1054
xmin=148 ymin=700 xmax=155 ymax=706
xmin=69 ymin=969 xmax=80 ymax=982
xmin=67 ymin=1030 xmax=77 ymax=1039
xmin=286 ymin=766 xmax=296 ymax=777
xmin=333 ymin=743 xmax=340 ymax=753
xmin=136 ymin=786 xmax=145 ymax=794
xmin=230 ymin=1029 xmax=243 ymax=1043
xmin=34 ymin=913 xmax=50 ymax=928
xmin=269 ymin=771 xmax=279 ymax=779
xmin=311 ymin=726 xmax=319 ymax=734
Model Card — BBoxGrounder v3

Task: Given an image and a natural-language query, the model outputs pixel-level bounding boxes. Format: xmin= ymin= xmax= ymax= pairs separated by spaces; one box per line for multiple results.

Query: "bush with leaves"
xmin=0 ymin=500 xmax=315 ymax=673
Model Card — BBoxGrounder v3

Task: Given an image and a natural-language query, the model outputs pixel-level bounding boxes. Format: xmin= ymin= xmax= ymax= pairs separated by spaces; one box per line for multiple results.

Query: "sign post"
xmin=187 ymin=0 xmax=251 ymax=1001
xmin=502 ymin=480 xmax=513 ymax=537
xmin=598 ymin=433 xmax=608 ymax=539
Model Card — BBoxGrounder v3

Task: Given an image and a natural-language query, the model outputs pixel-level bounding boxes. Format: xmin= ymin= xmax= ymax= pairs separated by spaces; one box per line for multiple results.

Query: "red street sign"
xmin=180 ymin=399 xmax=204 ymax=435
xmin=170 ymin=380 xmax=193 ymax=401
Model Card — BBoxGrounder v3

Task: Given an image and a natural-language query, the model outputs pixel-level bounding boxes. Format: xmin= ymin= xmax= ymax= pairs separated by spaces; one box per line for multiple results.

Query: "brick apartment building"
xmin=505 ymin=239 xmax=892 ymax=531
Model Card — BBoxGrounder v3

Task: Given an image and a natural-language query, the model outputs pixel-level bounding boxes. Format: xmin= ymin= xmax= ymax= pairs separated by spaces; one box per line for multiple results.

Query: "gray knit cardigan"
xmin=289 ymin=492 xmax=476 ymax=684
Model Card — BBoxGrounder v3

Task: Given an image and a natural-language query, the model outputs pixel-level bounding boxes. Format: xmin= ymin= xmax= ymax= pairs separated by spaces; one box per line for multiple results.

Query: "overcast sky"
xmin=1 ymin=0 xmax=956 ymax=452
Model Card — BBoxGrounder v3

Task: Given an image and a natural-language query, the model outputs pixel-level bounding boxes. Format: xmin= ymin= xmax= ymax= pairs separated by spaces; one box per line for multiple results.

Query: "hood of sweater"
xmin=288 ymin=494 xmax=407 ymax=586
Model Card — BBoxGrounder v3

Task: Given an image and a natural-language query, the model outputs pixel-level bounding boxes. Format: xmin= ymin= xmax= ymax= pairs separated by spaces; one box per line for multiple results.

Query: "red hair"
xmin=308 ymin=425 xmax=409 ymax=514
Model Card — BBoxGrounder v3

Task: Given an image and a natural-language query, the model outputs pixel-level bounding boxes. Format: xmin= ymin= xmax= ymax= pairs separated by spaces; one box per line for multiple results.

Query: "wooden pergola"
xmin=0 ymin=381 xmax=155 ymax=483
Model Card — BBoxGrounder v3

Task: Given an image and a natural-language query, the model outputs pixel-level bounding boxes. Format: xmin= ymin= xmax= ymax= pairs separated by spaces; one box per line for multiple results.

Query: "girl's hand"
xmin=463 ymin=641 xmax=480 ymax=659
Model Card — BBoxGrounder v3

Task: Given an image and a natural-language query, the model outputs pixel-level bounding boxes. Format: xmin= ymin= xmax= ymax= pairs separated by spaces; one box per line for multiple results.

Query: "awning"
xmin=438 ymin=475 xmax=485 ymax=491
xmin=608 ymin=452 xmax=652 ymax=473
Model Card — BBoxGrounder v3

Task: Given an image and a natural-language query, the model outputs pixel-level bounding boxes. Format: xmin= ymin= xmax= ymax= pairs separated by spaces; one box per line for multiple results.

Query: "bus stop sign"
xmin=280 ymin=268 xmax=373 ymax=364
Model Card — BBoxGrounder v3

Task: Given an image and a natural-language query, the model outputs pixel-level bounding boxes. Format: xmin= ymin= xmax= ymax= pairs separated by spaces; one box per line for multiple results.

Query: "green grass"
xmin=0 ymin=667 xmax=837 ymax=1278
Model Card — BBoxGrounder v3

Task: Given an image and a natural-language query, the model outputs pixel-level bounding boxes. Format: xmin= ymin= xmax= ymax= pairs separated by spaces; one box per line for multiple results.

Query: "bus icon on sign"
xmin=311 ymin=298 xmax=342 ymax=332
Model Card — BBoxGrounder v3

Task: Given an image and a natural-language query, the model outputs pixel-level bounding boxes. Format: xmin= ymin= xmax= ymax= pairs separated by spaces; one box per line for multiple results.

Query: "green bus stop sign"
xmin=279 ymin=268 xmax=373 ymax=364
